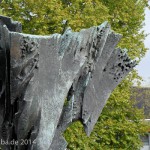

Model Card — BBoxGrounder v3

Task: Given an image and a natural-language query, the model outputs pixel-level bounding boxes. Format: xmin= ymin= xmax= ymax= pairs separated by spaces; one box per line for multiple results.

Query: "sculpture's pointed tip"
xmin=101 ymin=21 xmax=110 ymax=28
xmin=62 ymin=27 xmax=72 ymax=35
xmin=84 ymin=124 xmax=92 ymax=137
xmin=82 ymin=118 xmax=94 ymax=137
xmin=132 ymin=60 xmax=137 ymax=67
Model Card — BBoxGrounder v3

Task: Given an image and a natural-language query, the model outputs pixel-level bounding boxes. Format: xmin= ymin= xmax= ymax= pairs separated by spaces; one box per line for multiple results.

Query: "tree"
xmin=0 ymin=0 xmax=149 ymax=149
xmin=0 ymin=0 xmax=110 ymax=34
xmin=132 ymin=87 xmax=150 ymax=119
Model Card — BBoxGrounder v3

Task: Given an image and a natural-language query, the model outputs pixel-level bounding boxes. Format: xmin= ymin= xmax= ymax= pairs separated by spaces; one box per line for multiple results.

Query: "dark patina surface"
xmin=0 ymin=16 xmax=136 ymax=150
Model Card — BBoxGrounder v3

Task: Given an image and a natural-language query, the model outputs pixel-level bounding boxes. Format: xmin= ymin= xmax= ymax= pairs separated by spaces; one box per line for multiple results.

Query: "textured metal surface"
xmin=0 ymin=16 xmax=136 ymax=150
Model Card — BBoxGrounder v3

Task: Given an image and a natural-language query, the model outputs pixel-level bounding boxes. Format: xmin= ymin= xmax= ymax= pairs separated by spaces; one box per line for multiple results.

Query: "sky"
xmin=136 ymin=2 xmax=150 ymax=86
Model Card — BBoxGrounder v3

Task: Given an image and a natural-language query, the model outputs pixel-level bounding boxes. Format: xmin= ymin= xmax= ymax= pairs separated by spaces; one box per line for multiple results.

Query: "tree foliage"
xmin=0 ymin=0 xmax=150 ymax=149
xmin=132 ymin=87 xmax=150 ymax=119
xmin=0 ymin=0 xmax=109 ymax=34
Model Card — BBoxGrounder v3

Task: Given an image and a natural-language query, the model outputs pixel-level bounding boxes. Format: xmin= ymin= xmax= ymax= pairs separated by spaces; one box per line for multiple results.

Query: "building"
xmin=131 ymin=87 xmax=150 ymax=150
xmin=141 ymin=119 xmax=150 ymax=150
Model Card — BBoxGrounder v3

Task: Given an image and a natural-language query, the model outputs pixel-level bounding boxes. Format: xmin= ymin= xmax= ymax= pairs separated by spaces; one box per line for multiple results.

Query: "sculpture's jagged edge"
xmin=0 ymin=16 xmax=22 ymax=150
xmin=0 ymin=19 xmax=12 ymax=150
xmin=50 ymin=31 xmax=136 ymax=149
xmin=0 ymin=16 xmax=22 ymax=32
xmin=0 ymin=15 xmax=136 ymax=150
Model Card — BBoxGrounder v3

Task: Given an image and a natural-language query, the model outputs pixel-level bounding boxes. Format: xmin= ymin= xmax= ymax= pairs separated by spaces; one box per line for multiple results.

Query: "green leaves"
xmin=0 ymin=0 xmax=109 ymax=34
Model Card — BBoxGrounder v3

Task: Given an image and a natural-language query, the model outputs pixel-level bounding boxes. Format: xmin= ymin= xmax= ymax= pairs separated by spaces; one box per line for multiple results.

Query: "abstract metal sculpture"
xmin=0 ymin=16 xmax=136 ymax=150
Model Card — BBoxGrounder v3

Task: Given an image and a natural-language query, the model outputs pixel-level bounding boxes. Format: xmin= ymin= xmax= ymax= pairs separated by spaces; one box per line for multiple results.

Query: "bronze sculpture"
xmin=0 ymin=16 xmax=136 ymax=150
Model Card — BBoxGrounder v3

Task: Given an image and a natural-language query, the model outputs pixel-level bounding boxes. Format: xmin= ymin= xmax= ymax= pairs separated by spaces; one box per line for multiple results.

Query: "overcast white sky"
xmin=136 ymin=2 xmax=150 ymax=86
